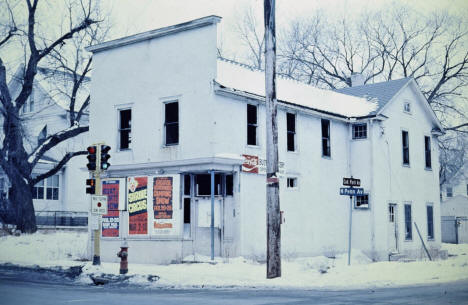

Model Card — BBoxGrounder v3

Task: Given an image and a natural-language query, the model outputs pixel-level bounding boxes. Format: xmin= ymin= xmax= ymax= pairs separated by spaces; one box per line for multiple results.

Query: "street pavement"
xmin=0 ymin=267 xmax=467 ymax=305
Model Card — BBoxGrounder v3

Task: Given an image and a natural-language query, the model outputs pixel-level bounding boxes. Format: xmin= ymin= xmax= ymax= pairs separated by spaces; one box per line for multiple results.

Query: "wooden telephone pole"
xmin=264 ymin=0 xmax=281 ymax=279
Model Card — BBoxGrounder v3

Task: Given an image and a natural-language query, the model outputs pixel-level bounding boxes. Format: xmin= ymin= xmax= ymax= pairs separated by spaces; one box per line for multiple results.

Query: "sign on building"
xmin=101 ymin=179 xmax=121 ymax=237
xmin=153 ymin=176 xmax=174 ymax=234
xmin=242 ymin=154 xmax=285 ymax=175
xmin=343 ymin=177 xmax=361 ymax=187
xmin=91 ymin=195 xmax=108 ymax=215
xmin=128 ymin=176 xmax=148 ymax=235
xmin=339 ymin=187 xmax=364 ymax=196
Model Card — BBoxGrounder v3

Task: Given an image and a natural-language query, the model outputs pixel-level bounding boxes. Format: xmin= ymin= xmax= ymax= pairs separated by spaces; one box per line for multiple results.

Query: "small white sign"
xmin=91 ymin=195 xmax=108 ymax=215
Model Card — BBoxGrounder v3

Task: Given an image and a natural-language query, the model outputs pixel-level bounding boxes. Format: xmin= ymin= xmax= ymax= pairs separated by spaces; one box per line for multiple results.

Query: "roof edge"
xmin=86 ymin=15 xmax=221 ymax=53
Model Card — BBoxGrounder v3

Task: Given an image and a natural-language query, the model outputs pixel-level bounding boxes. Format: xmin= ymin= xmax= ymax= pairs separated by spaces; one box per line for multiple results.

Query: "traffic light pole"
xmin=92 ymin=144 xmax=102 ymax=266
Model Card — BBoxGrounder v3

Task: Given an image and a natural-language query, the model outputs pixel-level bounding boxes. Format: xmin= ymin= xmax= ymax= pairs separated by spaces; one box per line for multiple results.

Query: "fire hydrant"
xmin=117 ymin=239 xmax=129 ymax=274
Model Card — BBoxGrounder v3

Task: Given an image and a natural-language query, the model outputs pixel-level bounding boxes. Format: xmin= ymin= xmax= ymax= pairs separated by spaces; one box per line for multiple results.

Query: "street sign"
xmin=343 ymin=177 xmax=361 ymax=187
xmin=340 ymin=187 xmax=364 ymax=196
xmin=91 ymin=195 xmax=108 ymax=215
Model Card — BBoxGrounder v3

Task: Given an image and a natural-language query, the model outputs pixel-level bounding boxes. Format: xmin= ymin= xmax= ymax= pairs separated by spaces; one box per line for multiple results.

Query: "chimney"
xmin=350 ymin=73 xmax=365 ymax=87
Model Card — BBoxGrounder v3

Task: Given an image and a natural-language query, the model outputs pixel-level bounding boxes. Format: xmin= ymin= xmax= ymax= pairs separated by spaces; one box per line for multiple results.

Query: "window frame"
xmin=355 ymin=194 xmax=370 ymax=209
xmin=446 ymin=187 xmax=453 ymax=198
xmin=424 ymin=136 xmax=432 ymax=169
xmin=404 ymin=203 xmax=412 ymax=241
xmin=286 ymin=177 xmax=298 ymax=190
xmin=247 ymin=104 xmax=258 ymax=146
xmin=32 ymin=174 xmax=60 ymax=201
xmin=403 ymin=101 xmax=411 ymax=114
xmin=321 ymin=119 xmax=331 ymax=157
xmin=164 ymin=100 xmax=179 ymax=146
xmin=46 ymin=175 xmax=60 ymax=200
xmin=286 ymin=112 xmax=296 ymax=152
xmin=426 ymin=204 xmax=434 ymax=240
xmin=118 ymin=108 xmax=132 ymax=151
xmin=352 ymin=123 xmax=367 ymax=140
xmin=402 ymin=130 xmax=410 ymax=166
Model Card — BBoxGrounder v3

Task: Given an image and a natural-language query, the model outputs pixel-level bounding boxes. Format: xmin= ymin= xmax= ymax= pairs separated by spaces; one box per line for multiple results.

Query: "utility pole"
xmin=264 ymin=0 xmax=281 ymax=279
xmin=93 ymin=144 xmax=102 ymax=265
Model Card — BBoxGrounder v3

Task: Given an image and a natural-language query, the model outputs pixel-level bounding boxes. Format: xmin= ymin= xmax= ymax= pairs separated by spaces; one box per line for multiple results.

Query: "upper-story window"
xmin=119 ymin=109 xmax=131 ymax=150
xmin=247 ymin=104 xmax=258 ymax=146
xmin=321 ymin=119 xmax=331 ymax=157
xmin=424 ymin=136 xmax=431 ymax=169
xmin=352 ymin=123 xmax=367 ymax=139
xmin=165 ymin=101 xmax=179 ymax=145
xmin=287 ymin=113 xmax=296 ymax=152
xmin=286 ymin=177 xmax=298 ymax=189
xmin=402 ymin=130 xmax=410 ymax=165
xmin=446 ymin=187 xmax=453 ymax=198
xmin=38 ymin=125 xmax=47 ymax=146
xmin=403 ymin=101 xmax=411 ymax=113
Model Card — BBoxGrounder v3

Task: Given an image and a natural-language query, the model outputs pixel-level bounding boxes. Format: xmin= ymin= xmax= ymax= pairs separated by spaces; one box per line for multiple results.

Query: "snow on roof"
xmin=215 ymin=59 xmax=378 ymax=118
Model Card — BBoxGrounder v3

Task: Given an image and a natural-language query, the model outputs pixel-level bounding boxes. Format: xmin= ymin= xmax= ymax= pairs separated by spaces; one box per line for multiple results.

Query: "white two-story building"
xmin=86 ymin=16 xmax=444 ymax=264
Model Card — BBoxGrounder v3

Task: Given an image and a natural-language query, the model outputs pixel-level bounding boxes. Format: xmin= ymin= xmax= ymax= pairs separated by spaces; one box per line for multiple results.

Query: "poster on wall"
xmin=101 ymin=180 xmax=120 ymax=237
xmin=128 ymin=176 xmax=148 ymax=235
xmin=153 ymin=177 xmax=174 ymax=234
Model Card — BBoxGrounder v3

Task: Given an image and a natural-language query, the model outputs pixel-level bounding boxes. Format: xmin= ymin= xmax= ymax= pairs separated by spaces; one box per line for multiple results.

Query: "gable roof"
xmin=215 ymin=59 xmax=378 ymax=118
xmin=335 ymin=78 xmax=412 ymax=115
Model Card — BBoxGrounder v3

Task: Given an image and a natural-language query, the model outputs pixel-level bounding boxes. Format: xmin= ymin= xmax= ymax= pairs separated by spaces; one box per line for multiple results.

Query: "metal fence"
xmin=35 ymin=211 xmax=88 ymax=227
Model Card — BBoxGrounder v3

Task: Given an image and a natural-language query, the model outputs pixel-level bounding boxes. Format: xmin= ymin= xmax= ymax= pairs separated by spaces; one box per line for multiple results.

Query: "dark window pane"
xmin=184 ymin=198 xmax=191 ymax=224
xmin=120 ymin=110 xmax=131 ymax=129
xmin=247 ymin=104 xmax=257 ymax=124
xmin=247 ymin=125 xmax=257 ymax=145
xmin=46 ymin=188 xmax=52 ymax=200
xmin=405 ymin=204 xmax=412 ymax=240
xmin=226 ymin=175 xmax=233 ymax=196
xmin=322 ymin=139 xmax=330 ymax=157
xmin=38 ymin=187 xmax=44 ymax=199
xmin=166 ymin=123 xmax=179 ymax=145
xmin=53 ymin=188 xmax=59 ymax=200
xmin=402 ymin=131 xmax=409 ymax=164
xmin=120 ymin=130 xmax=131 ymax=149
xmin=184 ymin=175 xmax=191 ymax=196
xmin=165 ymin=102 xmax=178 ymax=123
xmin=287 ymin=113 xmax=295 ymax=132
xmin=427 ymin=206 xmax=434 ymax=239
xmin=321 ymin=119 xmax=330 ymax=137
xmin=287 ymin=133 xmax=295 ymax=151
xmin=425 ymin=136 xmax=431 ymax=168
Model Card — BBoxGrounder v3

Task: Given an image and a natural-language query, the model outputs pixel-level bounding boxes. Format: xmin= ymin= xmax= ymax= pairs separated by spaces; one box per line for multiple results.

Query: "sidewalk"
xmin=1 ymin=230 xmax=467 ymax=289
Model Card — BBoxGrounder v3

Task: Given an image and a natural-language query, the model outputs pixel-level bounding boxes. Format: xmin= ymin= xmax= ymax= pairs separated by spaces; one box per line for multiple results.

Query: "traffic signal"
xmin=86 ymin=146 xmax=97 ymax=171
xmin=100 ymin=145 xmax=111 ymax=170
xmin=86 ymin=179 xmax=96 ymax=194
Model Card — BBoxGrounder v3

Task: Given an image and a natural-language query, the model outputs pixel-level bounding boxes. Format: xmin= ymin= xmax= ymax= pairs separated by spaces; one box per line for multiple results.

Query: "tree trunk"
xmin=9 ymin=173 xmax=37 ymax=233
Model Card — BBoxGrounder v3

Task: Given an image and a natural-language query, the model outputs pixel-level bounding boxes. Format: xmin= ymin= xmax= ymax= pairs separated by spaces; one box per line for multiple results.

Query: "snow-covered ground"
xmin=1 ymin=230 xmax=467 ymax=289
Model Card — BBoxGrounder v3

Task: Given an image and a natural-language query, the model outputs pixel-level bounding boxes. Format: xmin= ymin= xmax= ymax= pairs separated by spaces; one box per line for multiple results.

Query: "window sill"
xmin=118 ymin=148 xmax=132 ymax=152
xmin=287 ymin=150 xmax=298 ymax=154
xmin=246 ymin=144 xmax=260 ymax=149
xmin=162 ymin=144 xmax=179 ymax=148
xmin=402 ymin=164 xmax=410 ymax=168
xmin=352 ymin=137 xmax=368 ymax=141
xmin=322 ymin=155 xmax=332 ymax=160
xmin=404 ymin=238 xmax=413 ymax=242
xmin=427 ymin=238 xmax=435 ymax=242
xmin=425 ymin=167 xmax=432 ymax=171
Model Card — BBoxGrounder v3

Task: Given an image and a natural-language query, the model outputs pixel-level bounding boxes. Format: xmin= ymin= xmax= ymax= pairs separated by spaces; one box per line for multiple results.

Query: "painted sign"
xmin=102 ymin=180 xmax=120 ymax=237
xmin=340 ymin=187 xmax=364 ymax=196
xmin=242 ymin=154 xmax=285 ymax=175
xmin=153 ymin=177 xmax=174 ymax=232
xmin=128 ymin=176 xmax=148 ymax=235
xmin=343 ymin=177 xmax=361 ymax=187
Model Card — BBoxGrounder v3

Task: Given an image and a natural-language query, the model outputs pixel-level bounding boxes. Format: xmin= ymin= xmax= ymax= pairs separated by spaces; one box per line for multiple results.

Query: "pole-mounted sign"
xmin=91 ymin=195 xmax=108 ymax=215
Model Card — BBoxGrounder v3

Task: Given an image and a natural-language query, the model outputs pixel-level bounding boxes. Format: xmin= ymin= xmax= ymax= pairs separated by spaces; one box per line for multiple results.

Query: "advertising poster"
xmin=102 ymin=180 xmax=120 ymax=237
xmin=242 ymin=154 xmax=285 ymax=175
xmin=153 ymin=177 xmax=174 ymax=233
xmin=128 ymin=176 xmax=148 ymax=235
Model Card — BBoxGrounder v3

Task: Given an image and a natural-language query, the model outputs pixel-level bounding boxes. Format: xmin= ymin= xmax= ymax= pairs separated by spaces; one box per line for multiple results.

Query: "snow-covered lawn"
xmin=1 ymin=230 xmax=467 ymax=289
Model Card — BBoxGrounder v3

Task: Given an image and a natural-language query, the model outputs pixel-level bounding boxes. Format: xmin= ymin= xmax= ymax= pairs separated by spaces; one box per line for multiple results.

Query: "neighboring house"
xmin=86 ymin=16 xmax=444 ymax=264
xmin=0 ymin=67 xmax=90 ymax=221
xmin=440 ymin=164 xmax=468 ymax=244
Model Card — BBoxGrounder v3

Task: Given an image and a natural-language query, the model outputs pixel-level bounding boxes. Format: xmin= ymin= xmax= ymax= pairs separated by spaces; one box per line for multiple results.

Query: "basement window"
xmin=165 ymin=101 xmax=179 ymax=145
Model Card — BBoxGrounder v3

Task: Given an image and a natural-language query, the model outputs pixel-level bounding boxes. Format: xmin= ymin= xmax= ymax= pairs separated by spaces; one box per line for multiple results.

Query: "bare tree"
xmin=0 ymin=0 xmax=106 ymax=232
xmin=234 ymin=4 xmax=265 ymax=69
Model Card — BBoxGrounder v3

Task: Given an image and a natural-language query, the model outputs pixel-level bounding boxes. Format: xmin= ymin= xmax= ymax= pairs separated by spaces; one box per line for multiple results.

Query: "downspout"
xmin=370 ymin=119 xmax=376 ymax=259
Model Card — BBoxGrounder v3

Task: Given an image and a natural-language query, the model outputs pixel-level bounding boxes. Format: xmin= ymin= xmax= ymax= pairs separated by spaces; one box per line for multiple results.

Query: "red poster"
xmin=128 ymin=177 xmax=148 ymax=235
xmin=153 ymin=177 xmax=173 ymax=220
xmin=102 ymin=180 xmax=120 ymax=237
xmin=242 ymin=154 xmax=259 ymax=173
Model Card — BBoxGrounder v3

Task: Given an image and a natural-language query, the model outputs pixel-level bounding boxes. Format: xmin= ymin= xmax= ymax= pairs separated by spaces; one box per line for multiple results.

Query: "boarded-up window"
xmin=165 ymin=102 xmax=179 ymax=145
xmin=119 ymin=109 xmax=131 ymax=150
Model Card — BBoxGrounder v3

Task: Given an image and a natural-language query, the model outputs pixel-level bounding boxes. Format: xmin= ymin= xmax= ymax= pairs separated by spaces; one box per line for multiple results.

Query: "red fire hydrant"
xmin=117 ymin=239 xmax=129 ymax=274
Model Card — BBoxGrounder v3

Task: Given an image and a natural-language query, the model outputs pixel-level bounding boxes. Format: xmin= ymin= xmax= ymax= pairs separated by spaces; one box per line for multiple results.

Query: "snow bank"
xmin=1 ymin=231 xmax=468 ymax=289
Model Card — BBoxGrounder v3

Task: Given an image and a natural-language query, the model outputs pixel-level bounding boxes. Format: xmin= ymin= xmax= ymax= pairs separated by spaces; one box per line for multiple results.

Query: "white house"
xmin=0 ymin=67 xmax=90 ymax=223
xmin=440 ymin=164 xmax=468 ymax=243
xmin=86 ymin=16 xmax=444 ymax=264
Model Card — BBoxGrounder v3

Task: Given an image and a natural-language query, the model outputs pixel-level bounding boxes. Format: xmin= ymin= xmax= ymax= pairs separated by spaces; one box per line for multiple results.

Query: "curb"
xmin=0 ymin=263 xmax=83 ymax=279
